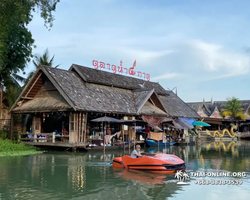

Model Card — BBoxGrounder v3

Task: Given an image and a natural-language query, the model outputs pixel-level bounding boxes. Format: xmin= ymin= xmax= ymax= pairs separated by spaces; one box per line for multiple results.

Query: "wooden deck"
xmin=20 ymin=132 xmax=146 ymax=151
xmin=239 ymin=132 xmax=250 ymax=139
xmin=23 ymin=141 xmax=85 ymax=148
xmin=23 ymin=140 xmax=145 ymax=151
xmin=214 ymin=137 xmax=238 ymax=142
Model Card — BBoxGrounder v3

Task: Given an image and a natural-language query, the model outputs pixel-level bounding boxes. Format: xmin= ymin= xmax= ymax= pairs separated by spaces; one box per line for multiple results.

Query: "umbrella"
xmin=91 ymin=116 xmax=123 ymax=123
xmin=174 ymin=119 xmax=194 ymax=129
xmin=117 ymin=119 xmax=147 ymax=126
xmin=192 ymin=121 xmax=211 ymax=127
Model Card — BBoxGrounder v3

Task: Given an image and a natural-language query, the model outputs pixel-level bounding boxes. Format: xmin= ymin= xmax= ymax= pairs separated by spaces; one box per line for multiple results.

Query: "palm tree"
xmin=25 ymin=48 xmax=60 ymax=84
xmin=221 ymin=97 xmax=246 ymax=121
xmin=1 ymin=73 xmax=25 ymax=107
xmin=174 ymin=170 xmax=183 ymax=182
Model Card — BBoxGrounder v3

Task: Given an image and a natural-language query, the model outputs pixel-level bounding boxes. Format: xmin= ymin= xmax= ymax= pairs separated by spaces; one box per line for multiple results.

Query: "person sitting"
xmin=130 ymin=145 xmax=143 ymax=158
xmin=62 ymin=128 xmax=68 ymax=135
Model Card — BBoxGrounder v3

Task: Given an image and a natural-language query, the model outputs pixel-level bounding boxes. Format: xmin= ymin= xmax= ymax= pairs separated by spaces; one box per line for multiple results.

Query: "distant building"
xmin=187 ymin=99 xmax=250 ymax=132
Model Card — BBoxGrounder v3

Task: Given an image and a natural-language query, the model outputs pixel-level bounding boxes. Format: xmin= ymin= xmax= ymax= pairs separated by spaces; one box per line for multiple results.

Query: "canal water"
xmin=0 ymin=141 xmax=250 ymax=200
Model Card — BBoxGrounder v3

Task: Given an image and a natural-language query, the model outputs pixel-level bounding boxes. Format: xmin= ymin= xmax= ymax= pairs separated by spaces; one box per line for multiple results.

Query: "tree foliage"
xmin=221 ymin=97 xmax=246 ymax=121
xmin=25 ymin=48 xmax=60 ymax=84
xmin=33 ymin=48 xmax=60 ymax=68
xmin=0 ymin=0 xmax=60 ymax=106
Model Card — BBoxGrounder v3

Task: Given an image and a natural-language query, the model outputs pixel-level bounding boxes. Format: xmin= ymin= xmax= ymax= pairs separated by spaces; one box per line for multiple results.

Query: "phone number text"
xmin=194 ymin=179 xmax=243 ymax=185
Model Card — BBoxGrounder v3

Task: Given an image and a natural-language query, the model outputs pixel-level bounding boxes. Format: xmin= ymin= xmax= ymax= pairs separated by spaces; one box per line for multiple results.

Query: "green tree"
xmin=0 ymin=0 xmax=60 ymax=106
xmin=25 ymin=48 xmax=60 ymax=84
xmin=221 ymin=97 xmax=246 ymax=121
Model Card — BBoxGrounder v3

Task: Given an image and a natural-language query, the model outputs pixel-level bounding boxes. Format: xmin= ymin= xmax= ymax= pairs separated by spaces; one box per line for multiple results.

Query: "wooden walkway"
xmin=23 ymin=141 xmax=87 ymax=148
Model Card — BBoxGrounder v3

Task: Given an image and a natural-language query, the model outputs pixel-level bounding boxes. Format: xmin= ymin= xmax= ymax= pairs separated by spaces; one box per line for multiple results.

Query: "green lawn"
xmin=0 ymin=138 xmax=42 ymax=157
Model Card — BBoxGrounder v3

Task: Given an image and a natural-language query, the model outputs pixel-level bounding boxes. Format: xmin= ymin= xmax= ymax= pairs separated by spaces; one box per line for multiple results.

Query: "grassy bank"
xmin=0 ymin=138 xmax=42 ymax=157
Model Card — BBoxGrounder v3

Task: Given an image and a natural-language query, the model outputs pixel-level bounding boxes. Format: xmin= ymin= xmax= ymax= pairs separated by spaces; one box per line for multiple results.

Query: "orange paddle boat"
xmin=112 ymin=153 xmax=186 ymax=174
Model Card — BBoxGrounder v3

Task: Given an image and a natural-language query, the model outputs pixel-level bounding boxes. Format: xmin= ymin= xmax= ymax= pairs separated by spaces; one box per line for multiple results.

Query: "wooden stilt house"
xmin=9 ymin=64 xmax=199 ymax=147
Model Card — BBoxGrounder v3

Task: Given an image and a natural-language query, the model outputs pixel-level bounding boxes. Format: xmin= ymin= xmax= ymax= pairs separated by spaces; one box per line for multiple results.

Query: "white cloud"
xmin=188 ymin=39 xmax=250 ymax=78
xmin=151 ymin=72 xmax=182 ymax=81
xmin=25 ymin=0 xmax=250 ymax=102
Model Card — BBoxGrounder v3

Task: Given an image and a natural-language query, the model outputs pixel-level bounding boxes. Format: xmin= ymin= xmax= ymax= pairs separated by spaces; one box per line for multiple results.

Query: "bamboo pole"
xmin=102 ymin=121 xmax=105 ymax=153
xmin=81 ymin=113 xmax=84 ymax=142
xmin=83 ymin=113 xmax=88 ymax=145
xmin=133 ymin=123 xmax=136 ymax=150
xmin=122 ymin=129 xmax=125 ymax=152
xmin=165 ymin=132 xmax=166 ymax=150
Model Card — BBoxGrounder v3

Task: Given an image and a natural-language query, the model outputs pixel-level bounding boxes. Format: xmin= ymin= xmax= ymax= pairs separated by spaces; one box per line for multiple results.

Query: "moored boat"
xmin=145 ymin=139 xmax=176 ymax=147
xmin=112 ymin=152 xmax=186 ymax=174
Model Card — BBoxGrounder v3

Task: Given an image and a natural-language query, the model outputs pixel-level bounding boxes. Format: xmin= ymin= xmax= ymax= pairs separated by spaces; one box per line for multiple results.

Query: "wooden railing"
xmin=19 ymin=132 xmax=56 ymax=143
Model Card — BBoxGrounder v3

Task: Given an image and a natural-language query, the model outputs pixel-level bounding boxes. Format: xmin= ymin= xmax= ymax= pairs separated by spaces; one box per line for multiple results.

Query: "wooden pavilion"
xmin=9 ymin=64 xmax=200 ymax=148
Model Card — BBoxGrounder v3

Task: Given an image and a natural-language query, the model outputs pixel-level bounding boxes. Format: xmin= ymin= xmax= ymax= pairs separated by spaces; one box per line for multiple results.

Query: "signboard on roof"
xmin=92 ymin=59 xmax=150 ymax=81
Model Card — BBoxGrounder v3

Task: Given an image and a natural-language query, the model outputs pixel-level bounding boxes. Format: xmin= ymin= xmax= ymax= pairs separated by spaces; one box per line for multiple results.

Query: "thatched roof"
xmin=187 ymin=100 xmax=250 ymax=117
xmin=10 ymin=65 xmax=199 ymax=118
xmin=13 ymin=80 xmax=71 ymax=113
xmin=139 ymin=101 xmax=167 ymax=116
xmin=70 ymin=64 xmax=167 ymax=95
xmin=159 ymin=91 xmax=200 ymax=119
xmin=133 ymin=89 xmax=154 ymax=111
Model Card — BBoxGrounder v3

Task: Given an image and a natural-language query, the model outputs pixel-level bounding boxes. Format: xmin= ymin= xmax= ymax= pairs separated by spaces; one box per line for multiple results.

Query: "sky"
xmin=25 ymin=0 xmax=250 ymax=103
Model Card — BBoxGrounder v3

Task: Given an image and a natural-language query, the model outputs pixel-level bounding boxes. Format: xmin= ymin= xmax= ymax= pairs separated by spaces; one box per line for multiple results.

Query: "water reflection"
xmin=113 ymin=168 xmax=169 ymax=184
xmin=0 ymin=141 xmax=250 ymax=199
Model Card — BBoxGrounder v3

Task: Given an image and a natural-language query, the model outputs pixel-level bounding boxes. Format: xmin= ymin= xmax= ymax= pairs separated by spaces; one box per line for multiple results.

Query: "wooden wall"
xmin=69 ymin=113 xmax=87 ymax=144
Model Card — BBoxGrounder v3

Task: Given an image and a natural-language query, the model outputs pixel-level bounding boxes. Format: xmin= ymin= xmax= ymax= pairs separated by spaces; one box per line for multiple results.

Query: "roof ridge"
xmin=71 ymin=63 xmax=158 ymax=84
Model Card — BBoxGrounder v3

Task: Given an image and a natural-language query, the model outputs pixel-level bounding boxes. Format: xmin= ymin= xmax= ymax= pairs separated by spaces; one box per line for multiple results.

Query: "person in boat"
xmin=131 ymin=145 xmax=143 ymax=158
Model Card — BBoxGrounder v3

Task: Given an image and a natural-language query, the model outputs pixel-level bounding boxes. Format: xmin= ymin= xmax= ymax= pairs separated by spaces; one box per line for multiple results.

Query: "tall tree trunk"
xmin=0 ymin=86 xmax=3 ymax=129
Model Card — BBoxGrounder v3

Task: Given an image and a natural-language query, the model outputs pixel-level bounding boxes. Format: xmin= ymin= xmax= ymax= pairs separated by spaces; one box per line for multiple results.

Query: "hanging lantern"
xmin=43 ymin=113 xmax=46 ymax=122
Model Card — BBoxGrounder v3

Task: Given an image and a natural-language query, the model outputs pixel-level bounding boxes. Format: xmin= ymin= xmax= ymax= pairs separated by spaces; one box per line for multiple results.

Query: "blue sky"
xmin=25 ymin=0 xmax=250 ymax=102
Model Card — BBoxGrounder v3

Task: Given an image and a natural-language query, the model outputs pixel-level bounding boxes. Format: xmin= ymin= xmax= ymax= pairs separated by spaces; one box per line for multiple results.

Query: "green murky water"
xmin=0 ymin=141 xmax=250 ymax=200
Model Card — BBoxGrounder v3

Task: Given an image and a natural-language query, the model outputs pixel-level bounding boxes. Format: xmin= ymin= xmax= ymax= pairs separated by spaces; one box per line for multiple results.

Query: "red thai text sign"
xmin=92 ymin=60 xmax=150 ymax=81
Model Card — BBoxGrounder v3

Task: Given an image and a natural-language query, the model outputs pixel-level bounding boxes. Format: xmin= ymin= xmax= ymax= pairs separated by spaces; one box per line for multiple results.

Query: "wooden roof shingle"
xmin=70 ymin=64 xmax=167 ymax=95
xmin=159 ymin=91 xmax=200 ymax=119
xmin=11 ymin=65 xmax=201 ymax=119
xmin=45 ymin=66 xmax=137 ymax=114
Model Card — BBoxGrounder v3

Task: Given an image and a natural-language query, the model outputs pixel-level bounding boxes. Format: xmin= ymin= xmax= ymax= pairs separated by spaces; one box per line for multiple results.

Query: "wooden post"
xmin=165 ymin=133 xmax=166 ymax=150
xmin=34 ymin=133 xmax=37 ymax=142
xmin=18 ymin=131 xmax=21 ymax=143
xmin=158 ymin=140 xmax=159 ymax=151
xmin=128 ymin=136 xmax=130 ymax=154
xmin=52 ymin=132 xmax=55 ymax=143
xmin=133 ymin=123 xmax=136 ymax=149
xmin=80 ymin=113 xmax=83 ymax=142
xmin=102 ymin=121 xmax=105 ymax=153
xmin=122 ymin=129 xmax=125 ymax=151
xmin=10 ymin=114 xmax=13 ymax=141
xmin=83 ymin=113 xmax=88 ymax=146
